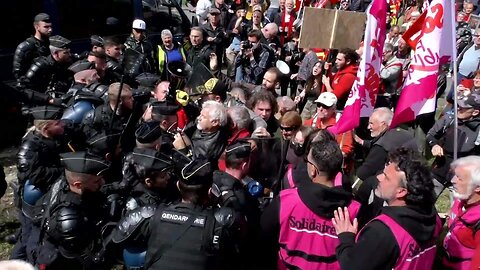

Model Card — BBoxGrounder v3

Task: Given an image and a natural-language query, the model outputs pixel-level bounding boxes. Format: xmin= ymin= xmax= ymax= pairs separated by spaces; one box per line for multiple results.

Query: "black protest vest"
xmin=145 ymin=203 xmax=217 ymax=270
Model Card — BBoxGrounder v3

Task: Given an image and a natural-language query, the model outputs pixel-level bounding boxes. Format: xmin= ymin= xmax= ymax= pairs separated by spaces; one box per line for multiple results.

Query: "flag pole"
xmin=450 ymin=0 xmax=458 ymax=161
xmin=453 ymin=57 xmax=458 ymax=161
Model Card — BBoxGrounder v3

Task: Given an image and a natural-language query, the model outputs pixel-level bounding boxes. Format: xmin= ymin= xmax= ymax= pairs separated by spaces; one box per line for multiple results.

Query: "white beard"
xmin=453 ymin=184 xmax=474 ymax=201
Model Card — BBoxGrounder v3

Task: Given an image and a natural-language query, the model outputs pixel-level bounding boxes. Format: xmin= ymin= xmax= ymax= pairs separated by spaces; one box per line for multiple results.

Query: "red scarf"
xmin=281 ymin=11 xmax=294 ymax=45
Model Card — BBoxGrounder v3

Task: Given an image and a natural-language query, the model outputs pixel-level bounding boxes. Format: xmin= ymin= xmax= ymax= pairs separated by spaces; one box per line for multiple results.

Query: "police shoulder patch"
xmin=111 ymin=205 xmax=156 ymax=244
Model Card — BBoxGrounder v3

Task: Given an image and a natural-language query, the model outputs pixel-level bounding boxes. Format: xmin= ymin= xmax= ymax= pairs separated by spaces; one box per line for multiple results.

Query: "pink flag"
xmin=329 ymin=0 xmax=387 ymax=135
xmin=390 ymin=0 xmax=455 ymax=127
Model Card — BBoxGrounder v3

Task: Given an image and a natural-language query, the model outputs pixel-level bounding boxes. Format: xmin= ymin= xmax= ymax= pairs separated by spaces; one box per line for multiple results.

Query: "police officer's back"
xmin=212 ymin=141 xmax=260 ymax=222
xmin=17 ymin=106 xmax=65 ymax=193
xmin=12 ymin=106 xmax=66 ymax=262
xmin=125 ymin=148 xmax=179 ymax=211
xmin=144 ymin=158 xmax=240 ymax=270
xmin=35 ymin=152 xmax=111 ymax=270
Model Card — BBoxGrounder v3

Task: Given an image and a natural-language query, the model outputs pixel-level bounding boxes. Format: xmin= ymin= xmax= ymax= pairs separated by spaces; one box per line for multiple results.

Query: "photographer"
xmin=234 ymin=30 xmax=275 ymax=84
xmin=202 ymin=8 xmax=228 ymax=69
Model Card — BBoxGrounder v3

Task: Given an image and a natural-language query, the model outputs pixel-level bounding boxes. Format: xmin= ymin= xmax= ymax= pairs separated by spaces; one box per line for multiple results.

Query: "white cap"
xmin=132 ymin=19 xmax=146 ymax=30
xmin=314 ymin=92 xmax=337 ymax=107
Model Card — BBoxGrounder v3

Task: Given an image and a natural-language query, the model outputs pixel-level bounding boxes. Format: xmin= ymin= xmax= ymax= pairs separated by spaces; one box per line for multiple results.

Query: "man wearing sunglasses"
xmin=305 ymin=92 xmax=354 ymax=173
xmin=427 ymin=93 xmax=480 ymax=197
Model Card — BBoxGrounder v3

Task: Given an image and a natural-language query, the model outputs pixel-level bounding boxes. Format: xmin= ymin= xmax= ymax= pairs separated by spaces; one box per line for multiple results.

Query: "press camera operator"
xmin=234 ymin=30 xmax=275 ymax=84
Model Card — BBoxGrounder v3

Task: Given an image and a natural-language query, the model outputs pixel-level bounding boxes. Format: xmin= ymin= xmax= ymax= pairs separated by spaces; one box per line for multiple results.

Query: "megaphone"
xmin=167 ymin=61 xmax=192 ymax=78
xmin=167 ymin=61 xmax=192 ymax=96
xmin=276 ymin=60 xmax=290 ymax=75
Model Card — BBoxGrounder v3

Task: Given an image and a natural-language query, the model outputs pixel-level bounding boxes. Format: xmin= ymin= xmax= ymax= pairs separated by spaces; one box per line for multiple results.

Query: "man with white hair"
xmin=156 ymin=29 xmax=186 ymax=80
xmin=176 ymin=101 xmax=228 ymax=168
xmin=355 ymin=107 xmax=418 ymax=182
xmin=443 ymin=156 xmax=480 ymax=269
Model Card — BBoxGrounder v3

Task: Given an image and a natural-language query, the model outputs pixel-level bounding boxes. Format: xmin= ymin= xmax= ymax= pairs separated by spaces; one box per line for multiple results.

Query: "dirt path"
xmin=0 ymin=146 xmax=20 ymax=259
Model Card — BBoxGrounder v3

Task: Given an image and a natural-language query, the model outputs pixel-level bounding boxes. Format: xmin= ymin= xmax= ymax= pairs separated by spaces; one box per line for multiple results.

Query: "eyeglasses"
xmin=316 ymin=103 xmax=333 ymax=109
xmin=304 ymin=156 xmax=319 ymax=172
xmin=280 ymin=126 xmax=298 ymax=132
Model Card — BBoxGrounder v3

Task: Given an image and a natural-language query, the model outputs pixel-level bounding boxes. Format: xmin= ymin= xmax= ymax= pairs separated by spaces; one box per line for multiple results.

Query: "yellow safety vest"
xmin=157 ymin=44 xmax=186 ymax=75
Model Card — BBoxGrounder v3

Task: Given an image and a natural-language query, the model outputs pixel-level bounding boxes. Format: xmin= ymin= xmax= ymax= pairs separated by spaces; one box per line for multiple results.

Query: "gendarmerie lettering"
xmin=160 ymin=211 xmax=206 ymax=226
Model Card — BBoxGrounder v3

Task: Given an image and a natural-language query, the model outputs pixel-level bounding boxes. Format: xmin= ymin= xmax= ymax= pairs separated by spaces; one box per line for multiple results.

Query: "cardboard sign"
xmin=299 ymin=8 xmax=367 ymax=49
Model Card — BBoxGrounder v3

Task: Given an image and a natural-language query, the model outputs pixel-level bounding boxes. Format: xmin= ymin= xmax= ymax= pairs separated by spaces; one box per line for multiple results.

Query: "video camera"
xmin=241 ymin=41 xmax=253 ymax=50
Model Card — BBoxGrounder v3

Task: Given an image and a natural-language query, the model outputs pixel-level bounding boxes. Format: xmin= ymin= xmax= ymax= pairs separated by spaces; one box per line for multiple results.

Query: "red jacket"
xmin=218 ymin=128 xmax=251 ymax=171
xmin=330 ymin=64 xmax=358 ymax=108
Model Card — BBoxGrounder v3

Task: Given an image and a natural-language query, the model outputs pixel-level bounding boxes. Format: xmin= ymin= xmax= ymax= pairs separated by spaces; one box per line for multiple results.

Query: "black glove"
xmin=49 ymin=98 xmax=64 ymax=106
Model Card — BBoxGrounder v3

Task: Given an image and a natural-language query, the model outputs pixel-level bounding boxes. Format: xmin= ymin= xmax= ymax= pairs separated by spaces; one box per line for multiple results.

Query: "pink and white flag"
xmin=390 ymin=0 xmax=455 ymax=127
xmin=329 ymin=0 xmax=387 ymax=135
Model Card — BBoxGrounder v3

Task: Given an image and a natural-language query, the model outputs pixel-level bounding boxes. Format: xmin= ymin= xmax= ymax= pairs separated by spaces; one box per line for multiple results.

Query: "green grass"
xmin=435 ymin=189 xmax=451 ymax=215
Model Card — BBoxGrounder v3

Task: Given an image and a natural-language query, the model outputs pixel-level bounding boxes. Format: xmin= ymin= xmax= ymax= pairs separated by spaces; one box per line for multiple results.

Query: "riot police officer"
xmin=19 ymin=35 xmax=74 ymax=106
xmin=112 ymin=158 xmax=241 ymax=270
xmin=212 ymin=141 xmax=260 ymax=218
xmin=82 ymin=82 xmax=133 ymax=140
xmin=11 ymin=106 xmax=65 ymax=261
xmin=86 ymin=131 xmax=123 ymax=183
xmin=34 ymin=152 xmax=112 ymax=270
xmin=124 ymin=148 xmax=179 ymax=211
xmin=134 ymin=120 xmax=163 ymax=150
xmin=212 ymin=141 xmax=262 ymax=268
xmin=13 ymin=13 xmax=52 ymax=81
xmin=103 ymin=38 xmax=123 ymax=83
xmin=150 ymin=99 xmax=181 ymax=153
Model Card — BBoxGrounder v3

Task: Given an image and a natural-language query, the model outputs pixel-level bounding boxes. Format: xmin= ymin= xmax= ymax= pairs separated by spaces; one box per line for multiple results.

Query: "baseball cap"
xmin=458 ymin=93 xmax=480 ymax=110
xmin=132 ymin=19 xmax=146 ymax=30
xmin=209 ymin=7 xmax=221 ymax=14
xmin=314 ymin=92 xmax=337 ymax=107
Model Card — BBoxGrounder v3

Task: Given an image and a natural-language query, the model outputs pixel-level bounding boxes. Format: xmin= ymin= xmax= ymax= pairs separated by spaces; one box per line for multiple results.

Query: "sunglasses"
xmin=317 ymin=103 xmax=333 ymax=109
xmin=280 ymin=126 xmax=298 ymax=132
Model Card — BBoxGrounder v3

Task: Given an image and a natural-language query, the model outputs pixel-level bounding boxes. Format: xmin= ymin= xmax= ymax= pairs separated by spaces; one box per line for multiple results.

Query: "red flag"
xmin=329 ymin=0 xmax=387 ymax=135
xmin=391 ymin=0 xmax=456 ymax=127
xmin=401 ymin=10 xmax=428 ymax=50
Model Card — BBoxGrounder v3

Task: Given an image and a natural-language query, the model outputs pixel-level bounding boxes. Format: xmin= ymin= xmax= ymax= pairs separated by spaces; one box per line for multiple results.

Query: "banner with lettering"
xmin=390 ymin=0 xmax=455 ymax=127
xmin=329 ymin=0 xmax=387 ymax=135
